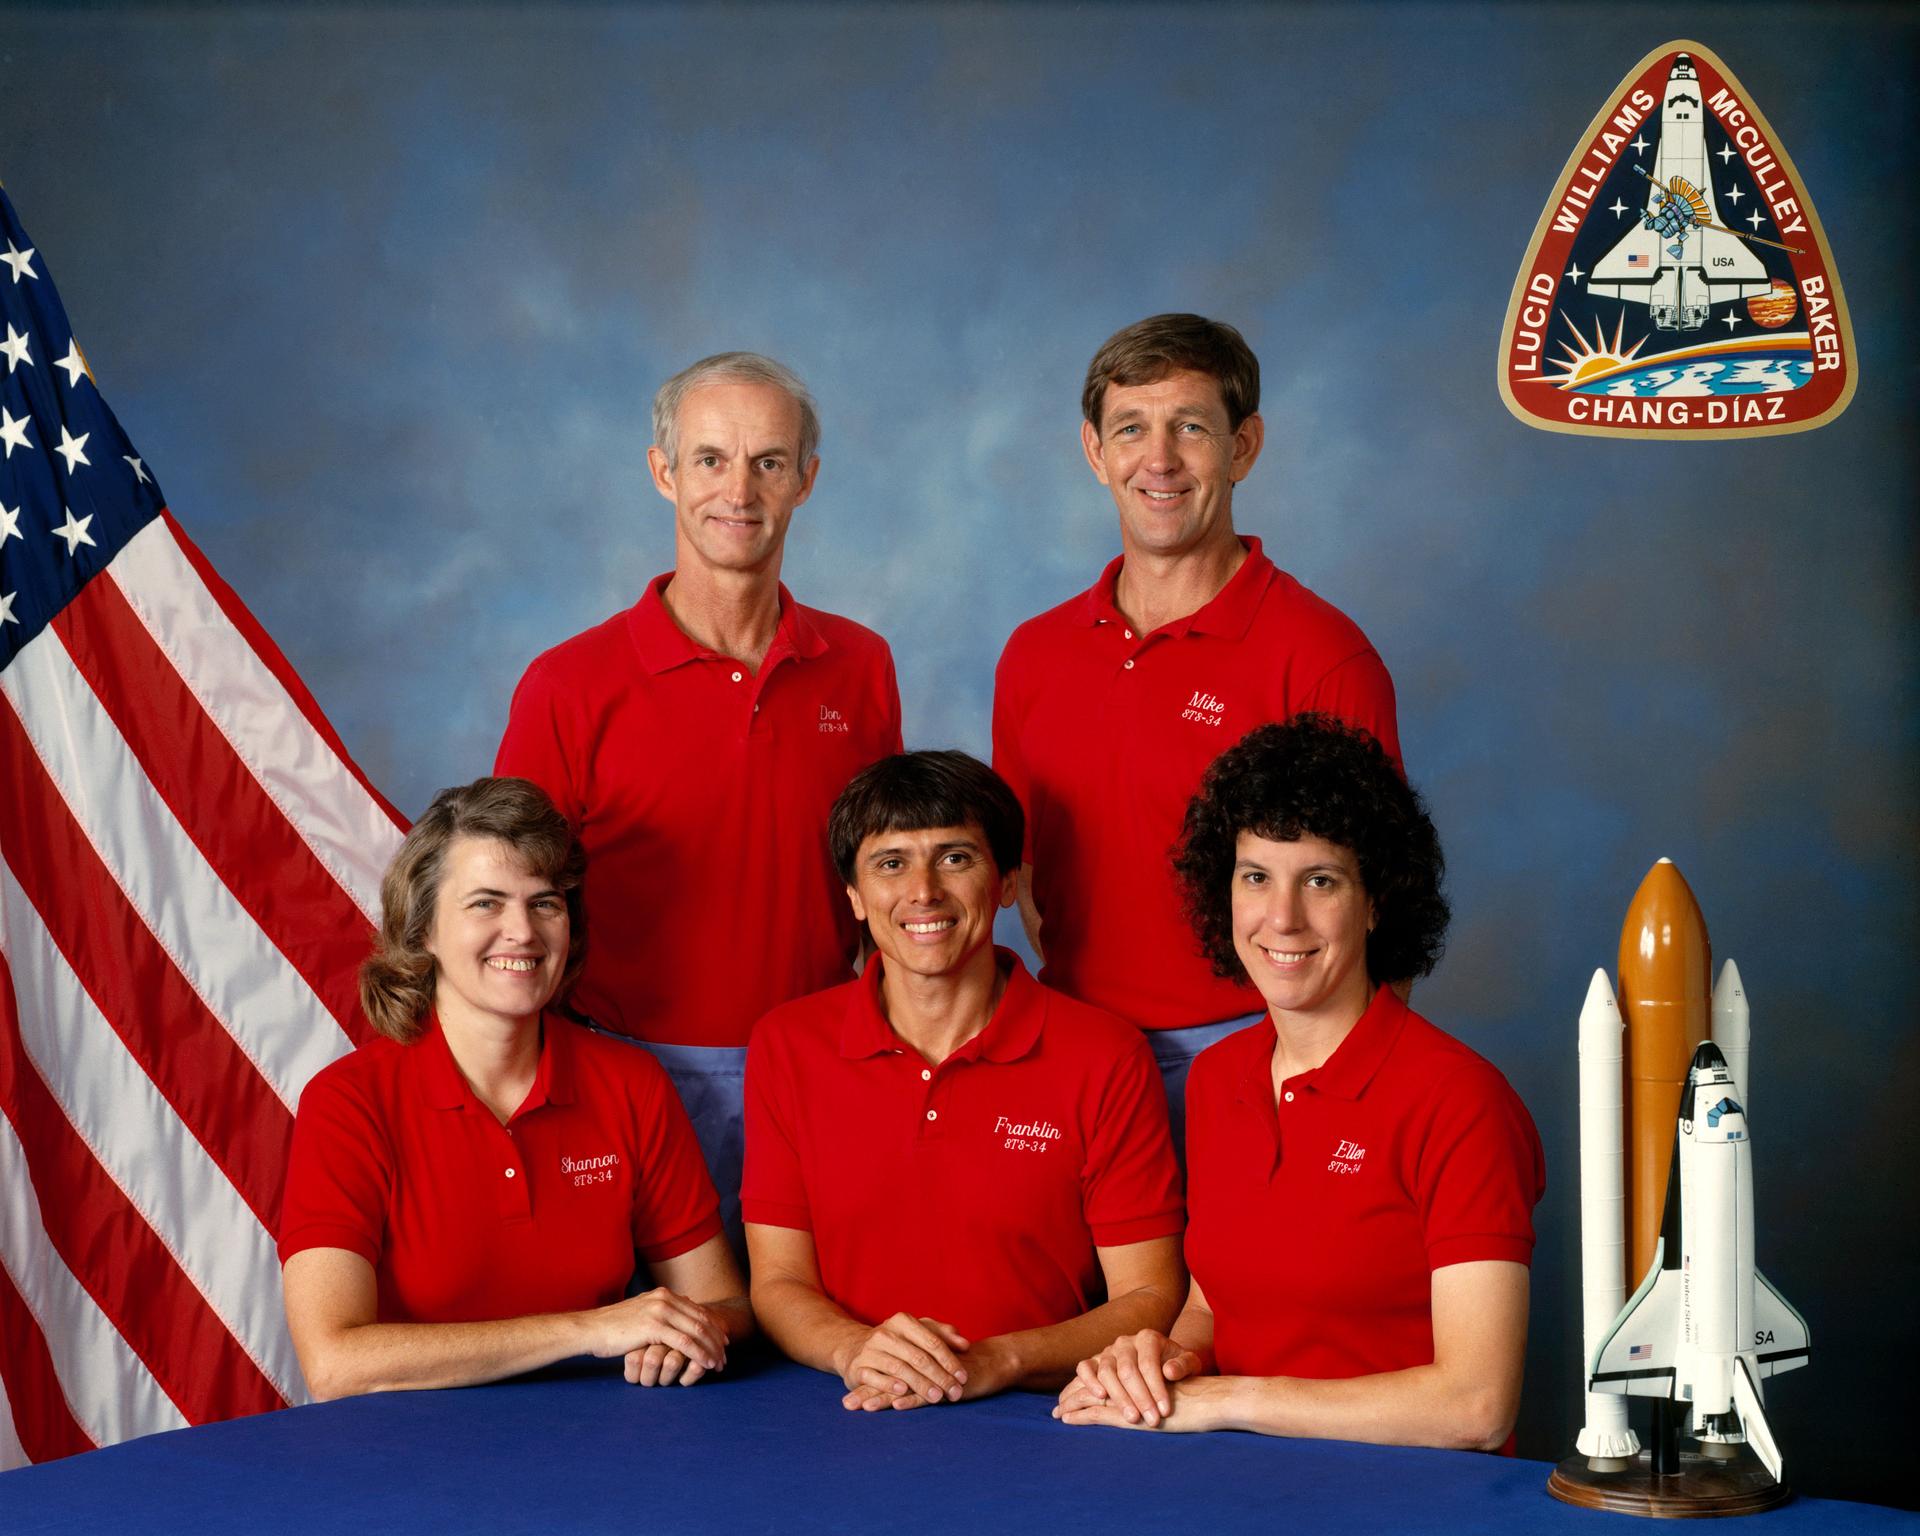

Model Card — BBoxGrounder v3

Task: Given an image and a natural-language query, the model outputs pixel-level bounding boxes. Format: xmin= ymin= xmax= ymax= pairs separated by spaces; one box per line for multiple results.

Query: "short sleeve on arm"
xmin=1306 ymin=649 xmax=1402 ymax=771
xmin=879 ymin=641 xmax=905 ymax=755
xmin=1413 ymin=1061 xmax=1546 ymax=1272
xmin=991 ymin=639 xmax=1035 ymax=865
xmin=626 ymin=1057 xmax=723 ymax=1264
xmin=278 ymin=1063 xmax=392 ymax=1268
xmin=1082 ymin=1033 xmax=1185 ymax=1248
xmin=739 ymin=1027 xmax=812 ymax=1232
xmin=493 ymin=656 xmax=583 ymax=825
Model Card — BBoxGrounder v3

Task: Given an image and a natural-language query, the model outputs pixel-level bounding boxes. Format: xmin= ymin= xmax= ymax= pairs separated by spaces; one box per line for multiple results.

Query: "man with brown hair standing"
xmin=992 ymin=314 xmax=1400 ymax=1138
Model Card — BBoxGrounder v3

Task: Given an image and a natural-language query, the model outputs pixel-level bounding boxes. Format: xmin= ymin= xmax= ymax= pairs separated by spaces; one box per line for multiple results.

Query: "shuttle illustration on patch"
xmin=1498 ymin=41 xmax=1854 ymax=438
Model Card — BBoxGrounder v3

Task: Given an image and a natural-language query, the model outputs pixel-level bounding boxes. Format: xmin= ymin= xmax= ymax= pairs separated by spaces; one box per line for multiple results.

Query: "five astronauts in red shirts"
xmin=278 ymin=314 xmax=1543 ymax=1451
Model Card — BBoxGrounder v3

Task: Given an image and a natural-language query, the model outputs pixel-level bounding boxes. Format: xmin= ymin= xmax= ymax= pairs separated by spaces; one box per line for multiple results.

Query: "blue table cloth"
xmin=3 ymin=1357 xmax=1912 ymax=1533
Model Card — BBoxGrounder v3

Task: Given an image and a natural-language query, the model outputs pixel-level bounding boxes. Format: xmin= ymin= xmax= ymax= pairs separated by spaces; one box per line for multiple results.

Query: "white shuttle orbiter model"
xmin=1588 ymin=1041 xmax=1811 ymax=1480
xmin=1588 ymin=54 xmax=1771 ymax=330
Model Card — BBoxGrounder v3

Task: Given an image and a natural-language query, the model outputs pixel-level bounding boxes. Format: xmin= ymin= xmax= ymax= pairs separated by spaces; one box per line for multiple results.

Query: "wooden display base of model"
xmin=1548 ymin=1416 xmax=1792 ymax=1520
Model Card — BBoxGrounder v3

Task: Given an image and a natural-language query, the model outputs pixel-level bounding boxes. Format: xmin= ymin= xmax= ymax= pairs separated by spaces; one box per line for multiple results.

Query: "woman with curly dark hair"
xmin=278 ymin=777 xmax=749 ymax=1399
xmin=1056 ymin=716 xmax=1543 ymax=1451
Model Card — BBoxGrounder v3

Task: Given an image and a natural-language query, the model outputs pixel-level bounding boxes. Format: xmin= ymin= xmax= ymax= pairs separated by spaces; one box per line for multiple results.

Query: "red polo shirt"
xmin=742 ymin=953 xmax=1183 ymax=1343
xmin=279 ymin=1014 xmax=722 ymax=1323
xmin=1184 ymin=986 xmax=1543 ymax=1380
xmin=992 ymin=537 xmax=1398 ymax=1031
xmin=496 ymin=575 xmax=902 ymax=1045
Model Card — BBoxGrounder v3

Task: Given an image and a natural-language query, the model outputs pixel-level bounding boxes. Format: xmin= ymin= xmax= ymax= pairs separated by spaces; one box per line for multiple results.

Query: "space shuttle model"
xmin=1571 ymin=859 xmax=1810 ymax=1487
xmin=1588 ymin=54 xmax=1771 ymax=329
xmin=1589 ymin=1040 xmax=1811 ymax=1480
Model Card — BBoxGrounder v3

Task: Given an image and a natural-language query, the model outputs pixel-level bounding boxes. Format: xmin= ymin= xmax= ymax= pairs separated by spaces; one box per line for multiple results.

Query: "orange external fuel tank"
xmin=1616 ymin=858 xmax=1711 ymax=1291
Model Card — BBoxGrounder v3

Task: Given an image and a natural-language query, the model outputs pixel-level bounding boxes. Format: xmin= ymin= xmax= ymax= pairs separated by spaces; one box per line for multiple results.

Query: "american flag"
xmin=0 ymin=186 xmax=404 ymax=1465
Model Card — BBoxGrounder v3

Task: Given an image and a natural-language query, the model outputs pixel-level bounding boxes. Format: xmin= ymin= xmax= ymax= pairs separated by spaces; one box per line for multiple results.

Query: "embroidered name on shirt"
xmin=1327 ymin=1139 xmax=1367 ymax=1176
xmin=560 ymin=1151 xmax=620 ymax=1186
xmin=1181 ymin=690 xmax=1226 ymax=728
xmin=995 ymin=1115 xmax=1062 ymax=1154
xmin=818 ymin=704 xmax=850 ymax=734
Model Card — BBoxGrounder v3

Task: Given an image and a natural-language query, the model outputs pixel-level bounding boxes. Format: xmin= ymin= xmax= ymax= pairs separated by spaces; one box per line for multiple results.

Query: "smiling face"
xmin=1230 ymin=831 xmax=1375 ymax=1030
xmin=1081 ymin=368 xmax=1264 ymax=564
xmin=845 ymin=821 xmax=1015 ymax=983
xmin=425 ymin=834 xmax=570 ymax=1035
xmin=648 ymin=379 xmax=819 ymax=578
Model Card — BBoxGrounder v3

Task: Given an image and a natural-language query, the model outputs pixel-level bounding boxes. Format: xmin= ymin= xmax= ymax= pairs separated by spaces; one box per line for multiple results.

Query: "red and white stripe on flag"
xmin=0 ymin=509 xmax=405 ymax=1464
xmin=2 ymin=184 xmax=407 ymax=1462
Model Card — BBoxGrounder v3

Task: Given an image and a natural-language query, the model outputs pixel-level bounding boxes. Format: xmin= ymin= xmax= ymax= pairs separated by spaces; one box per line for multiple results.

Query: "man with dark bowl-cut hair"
xmin=744 ymin=751 xmax=1185 ymax=1412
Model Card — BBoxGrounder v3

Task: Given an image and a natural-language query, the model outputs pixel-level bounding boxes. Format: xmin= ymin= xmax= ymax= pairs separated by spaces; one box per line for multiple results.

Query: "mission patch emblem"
xmin=1498 ymin=41 xmax=1853 ymax=439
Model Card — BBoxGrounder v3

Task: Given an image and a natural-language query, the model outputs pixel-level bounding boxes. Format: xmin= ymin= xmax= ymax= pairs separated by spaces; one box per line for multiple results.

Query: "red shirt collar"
xmin=1076 ymin=536 xmax=1275 ymax=641
xmin=1233 ymin=983 xmax=1410 ymax=1105
xmin=417 ymin=1010 xmax=577 ymax=1114
xmin=627 ymin=572 xmax=828 ymax=676
xmin=838 ymin=948 xmax=1047 ymax=1066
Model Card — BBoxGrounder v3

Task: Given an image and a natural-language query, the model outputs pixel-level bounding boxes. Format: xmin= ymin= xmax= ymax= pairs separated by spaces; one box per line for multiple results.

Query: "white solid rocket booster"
xmin=1576 ymin=968 xmax=1640 ymax=1460
xmin=1712 ymin=959 xmax=1750 ymax=1122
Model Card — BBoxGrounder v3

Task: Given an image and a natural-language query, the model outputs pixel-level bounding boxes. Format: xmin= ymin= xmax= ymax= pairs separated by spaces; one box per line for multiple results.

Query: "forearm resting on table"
xmin=296 ymin=1307 xmax=612 ymax=1400
xmin=747 ymin=1268 xmax=882 ymax=1381
xmin=1185 ymin=1261 xmax=1526 ymax=1451
xmin=985 ymin=1264 xmax=1184 ymax=1393
xmin=283 ymin=1245 xmax=741 ymax=1401
xmin=1167 ymin=1296 xmax=1217 ymax=1372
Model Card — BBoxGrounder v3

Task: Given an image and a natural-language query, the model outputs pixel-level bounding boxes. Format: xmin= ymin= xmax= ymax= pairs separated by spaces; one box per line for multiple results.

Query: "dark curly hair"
xmin=1173 ymin=715 xmax=1448 ymax=987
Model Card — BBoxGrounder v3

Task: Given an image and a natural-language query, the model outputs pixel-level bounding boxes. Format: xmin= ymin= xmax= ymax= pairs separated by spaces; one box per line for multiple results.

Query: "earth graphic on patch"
xmin=1568 ymin=352 xmax=1810 ymax=397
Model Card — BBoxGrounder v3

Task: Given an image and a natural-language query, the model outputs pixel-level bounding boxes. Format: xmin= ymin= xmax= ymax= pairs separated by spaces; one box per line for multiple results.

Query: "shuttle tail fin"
xmin=1733 ymin=1355 xmax=1784 ymax=1481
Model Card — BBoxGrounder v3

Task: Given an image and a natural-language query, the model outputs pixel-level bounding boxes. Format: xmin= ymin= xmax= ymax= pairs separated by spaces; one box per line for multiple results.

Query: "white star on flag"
xmin=0 ymin=502 xmax=21 ymax=543
xmin=52 ymin=506 xmax=97 ymax=554
xmin=0 ymin=240 xmax=36 ymax=283
xmin=0 ymin=323 xmax=30 ymax=374
xmin=57 ymin=338 xmax=88 ymax=387
xmin=0 ymin=406 xmax=30 ymax=458
xmin=55 ymin=425 xmax=90 ymax=472
xmin=0 ymin=174 xmax=408 ymax=1477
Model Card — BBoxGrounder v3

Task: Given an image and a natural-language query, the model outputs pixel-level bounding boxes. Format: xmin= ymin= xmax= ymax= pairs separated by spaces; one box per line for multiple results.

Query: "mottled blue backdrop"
xmin=3 ymin=0 xmax=1913 ymax=1506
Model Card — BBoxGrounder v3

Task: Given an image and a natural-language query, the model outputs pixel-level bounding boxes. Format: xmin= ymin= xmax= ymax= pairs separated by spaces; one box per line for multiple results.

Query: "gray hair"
xmin=651 ymin=352 xmax=821 ymax=470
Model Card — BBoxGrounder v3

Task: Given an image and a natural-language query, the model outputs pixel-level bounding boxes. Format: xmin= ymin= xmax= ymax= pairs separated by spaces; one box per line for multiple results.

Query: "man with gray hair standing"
xmin=498 ymin=354 xmax=901 ymax=1250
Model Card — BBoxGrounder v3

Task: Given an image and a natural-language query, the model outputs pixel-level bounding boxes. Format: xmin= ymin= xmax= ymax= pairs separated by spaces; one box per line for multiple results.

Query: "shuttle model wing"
xmin=1591 ymin=1241 xmax=1682 ymax=1394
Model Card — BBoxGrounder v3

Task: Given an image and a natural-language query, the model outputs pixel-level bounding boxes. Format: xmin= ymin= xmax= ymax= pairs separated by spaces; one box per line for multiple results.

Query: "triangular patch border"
xmin=1497 ymin=40 xmax=1855 ymax=440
